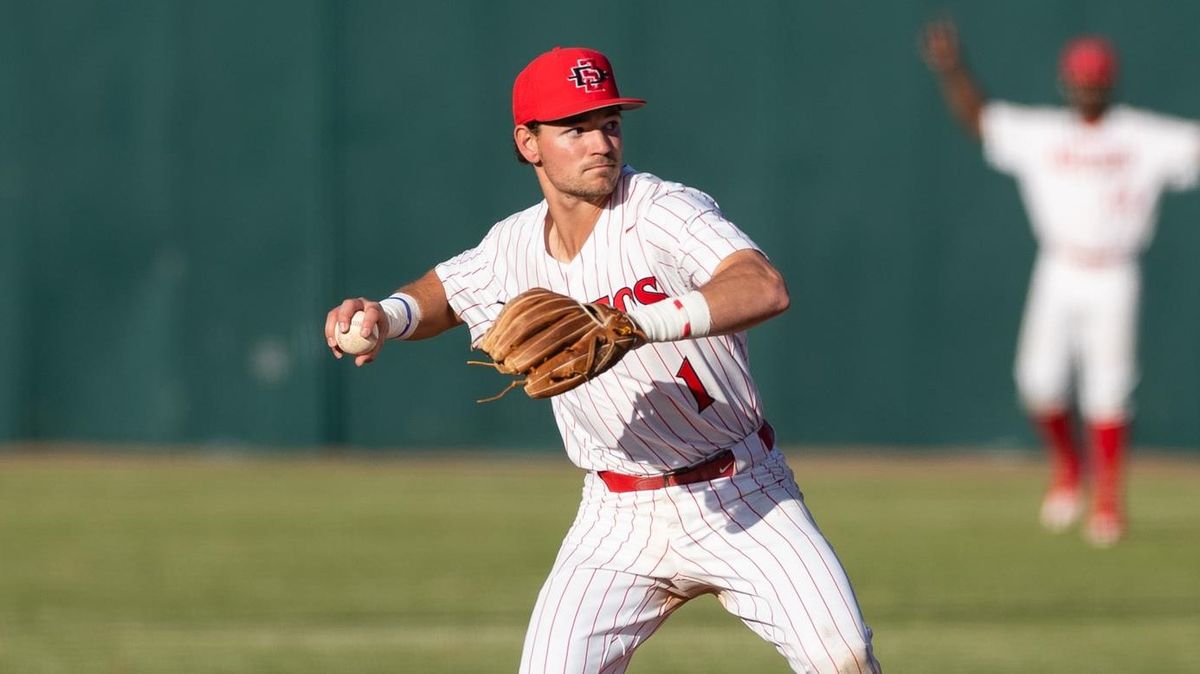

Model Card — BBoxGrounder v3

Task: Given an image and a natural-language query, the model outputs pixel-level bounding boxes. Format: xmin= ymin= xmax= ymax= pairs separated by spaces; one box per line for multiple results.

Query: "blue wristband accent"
xmin=390 ymin=295 xmax=415 ymax=339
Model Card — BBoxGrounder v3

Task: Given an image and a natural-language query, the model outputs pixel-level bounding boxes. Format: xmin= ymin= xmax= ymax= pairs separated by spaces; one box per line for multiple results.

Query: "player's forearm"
xmin=934 ymin=65 xmax=985 ymax=138
xmin=699 ymin=251 xmax=790 ymax=335
xmin=627 ymin=250 xmax=789 ymax=341
xmin=390 ymin=269 xmax=462 ymax=340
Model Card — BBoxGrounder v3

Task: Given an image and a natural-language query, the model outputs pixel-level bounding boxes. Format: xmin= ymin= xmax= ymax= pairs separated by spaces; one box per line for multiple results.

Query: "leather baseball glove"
xmin=471 ymin=288 xmax=645 ymax=401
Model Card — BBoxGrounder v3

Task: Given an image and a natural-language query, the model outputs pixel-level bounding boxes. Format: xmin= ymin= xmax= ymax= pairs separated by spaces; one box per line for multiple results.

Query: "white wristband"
xmin=379 ymin=294 xmax=421 ymax=340
xmin=626 ymin=290 xmax=712 ymax=342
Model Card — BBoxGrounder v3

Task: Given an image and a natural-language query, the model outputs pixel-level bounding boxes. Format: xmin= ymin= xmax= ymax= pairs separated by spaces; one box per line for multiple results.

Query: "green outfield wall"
xmin=3 ymin=1 xmax=1199 ymax=451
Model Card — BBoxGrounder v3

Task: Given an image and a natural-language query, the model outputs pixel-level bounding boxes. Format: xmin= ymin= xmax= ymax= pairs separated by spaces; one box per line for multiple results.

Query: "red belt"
xmin=597 ymin=423 xmax=775 ymax=493
xmin=1048 ymin=248 xmax=1134 ymax=268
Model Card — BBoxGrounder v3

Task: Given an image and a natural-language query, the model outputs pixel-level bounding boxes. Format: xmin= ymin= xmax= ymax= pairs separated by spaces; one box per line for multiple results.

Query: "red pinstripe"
xmin=596 ymin=494 xmax=671 ymax=670
xmin=625 ymin=198 xmax=759 ymax=444
xmin=554 ymin=249 xmax=671 ymax=468
xmin=445 ymin=170 xmax=881 ymax=672
xmin=519 ymin=455 xmax=876 ymax=673
xmin=678 ymin=483 xmax=830 ymax=670
xmin=506 ymin=213 xmax=525 ymax=290
xmin=697 ymin=337 xmax=757 ymax=428
xmin=561 ymin=485 xmax=642 ymax=672
xmin=666 ymin=536 xmax=760 ymax=622
xmin=726 ymin=471 xmax=865 ymax=673
xmin=524 ymin=490 xmax=606 ymax=666
xmin=617 ymin=228 xmax=749 ymax=444
xmin=437 ymin=170 xmax=765 ymax=471
xmin=569 ymin=221 xmax=683 ymax=468
xmin=581 ymin=503 xmax=653 ymax=667
xmin=753 ymin=470 xmax=874 ymax=657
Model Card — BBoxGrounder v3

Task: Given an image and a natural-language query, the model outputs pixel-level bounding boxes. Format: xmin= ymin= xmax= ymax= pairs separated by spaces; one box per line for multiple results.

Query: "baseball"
xmin=336 ymin=311 xmax=379 ymax=356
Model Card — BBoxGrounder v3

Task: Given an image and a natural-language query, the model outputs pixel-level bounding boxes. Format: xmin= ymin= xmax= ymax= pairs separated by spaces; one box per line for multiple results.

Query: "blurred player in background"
xmin=326 ymin=47 xmax=880 ymax=672
xmin=922 ymin=18 xmax=1200 ymax=546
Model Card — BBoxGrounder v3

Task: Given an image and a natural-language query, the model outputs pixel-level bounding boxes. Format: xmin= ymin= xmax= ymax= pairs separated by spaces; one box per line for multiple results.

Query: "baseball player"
xmin=325 ymin=47 xmax=881 ymax=673
xmin=922 ymin=19 xmax=1200 ymax=546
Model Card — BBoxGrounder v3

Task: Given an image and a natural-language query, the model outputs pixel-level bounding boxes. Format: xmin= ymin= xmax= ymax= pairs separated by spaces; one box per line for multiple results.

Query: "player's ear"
xmin=515 ymin=125 xmax=541 ymax=165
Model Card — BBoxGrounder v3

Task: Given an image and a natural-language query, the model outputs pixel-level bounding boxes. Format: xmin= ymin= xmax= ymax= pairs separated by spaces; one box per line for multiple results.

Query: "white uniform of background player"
xmin=924 ymin=21 xmax=1200 ymax=546
xmin=325 ymin=47 xmax=880 ymax=673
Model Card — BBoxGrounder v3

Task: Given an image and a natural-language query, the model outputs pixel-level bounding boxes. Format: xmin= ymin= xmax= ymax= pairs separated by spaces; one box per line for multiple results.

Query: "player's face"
xmin=1062 ymin=82 xmax=1112 ymax=120
xmin=532 ymin=108 xmax=624 ymax=200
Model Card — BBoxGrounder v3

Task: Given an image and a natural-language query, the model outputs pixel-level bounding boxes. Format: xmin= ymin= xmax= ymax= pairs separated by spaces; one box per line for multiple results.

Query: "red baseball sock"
xmin=1090 ymin=420 xmax=1127 ymax=514
xmin=1033 ymin=411 xmax=1081 ymax=490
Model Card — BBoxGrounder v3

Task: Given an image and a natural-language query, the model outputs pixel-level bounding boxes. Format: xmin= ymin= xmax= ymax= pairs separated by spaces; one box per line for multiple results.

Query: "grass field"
xmin=1 ymin=450 xmax=1197 ymax=674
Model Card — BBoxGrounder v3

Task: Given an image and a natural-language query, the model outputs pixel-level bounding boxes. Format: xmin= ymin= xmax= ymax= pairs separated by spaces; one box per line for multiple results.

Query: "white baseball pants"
xmin=1015 ymin=254 xmax=1140 ymax=421
xmin=518 ymin=436 xmax=880 ymax=674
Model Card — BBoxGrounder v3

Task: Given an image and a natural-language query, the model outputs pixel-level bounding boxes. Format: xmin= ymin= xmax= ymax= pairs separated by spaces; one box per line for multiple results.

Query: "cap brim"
xmin=528 ymin=98 xmax=647 ymax=125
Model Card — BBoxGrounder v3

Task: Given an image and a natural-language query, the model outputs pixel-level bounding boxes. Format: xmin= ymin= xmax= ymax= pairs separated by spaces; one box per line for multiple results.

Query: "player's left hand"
xmin=470 ymin=288 xmax=645 ymax=401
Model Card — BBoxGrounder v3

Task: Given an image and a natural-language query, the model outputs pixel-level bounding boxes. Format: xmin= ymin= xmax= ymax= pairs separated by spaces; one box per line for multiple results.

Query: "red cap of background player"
xmin=512 ymin=47 xmax=646 ymax=126
xmin=1060 ymin=36 xmax=1118 ymax=87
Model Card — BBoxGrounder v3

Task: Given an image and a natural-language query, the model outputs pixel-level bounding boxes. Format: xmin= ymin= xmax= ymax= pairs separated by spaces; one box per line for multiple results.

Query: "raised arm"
xmin=921 ymin=18 xmax=986 ymax=139
xmin=324 ymin=268 xmax=462 ymax=366
xmin=626 ymin=248 xmax=789 ymax=343
xmin=699 ymin=250 xmax=790 ymax=335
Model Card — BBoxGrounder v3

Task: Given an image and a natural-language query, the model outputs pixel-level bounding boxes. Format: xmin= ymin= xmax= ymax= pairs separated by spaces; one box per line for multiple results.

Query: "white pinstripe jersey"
xmin=982 ymin=102 xmax=1200 ymax=258
xmin=435 ymin=167 xmax=766 ymax=474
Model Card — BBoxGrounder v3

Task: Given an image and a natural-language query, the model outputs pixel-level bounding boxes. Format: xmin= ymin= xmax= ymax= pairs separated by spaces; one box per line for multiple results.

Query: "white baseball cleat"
xmin=1084 ymin=509 xmax=1125 ymax=548
xmin=1039 ymin=487 xmax=1082 ymax=532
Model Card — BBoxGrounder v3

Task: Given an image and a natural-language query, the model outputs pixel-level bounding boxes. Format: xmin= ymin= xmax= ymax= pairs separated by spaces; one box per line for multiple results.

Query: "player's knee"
xmin=1080 ymin=378 xmax=1130 ymax=420
xmin=1015 ymin=365 xmax=1068 ymax=413
xmin=1080 ymin=398 xmax=1130 ymax=422
xmin=833 ymin=642 xmax=881 ymax=674
xmin=1017 ymin=384 xmax=1066 ymax=416
xmin=1080 ymin=369 xmax=1135 ymax=420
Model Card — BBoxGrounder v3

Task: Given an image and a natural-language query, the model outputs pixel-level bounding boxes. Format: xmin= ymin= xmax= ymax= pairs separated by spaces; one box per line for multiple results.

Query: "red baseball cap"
xmin=1060 ymin=36 xmax=1118 ymax=87
xmin=512 ymin=47 xmax=646 ymax=126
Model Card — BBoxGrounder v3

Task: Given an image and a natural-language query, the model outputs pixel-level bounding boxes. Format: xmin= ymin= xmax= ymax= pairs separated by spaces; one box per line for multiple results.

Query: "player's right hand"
xmin=324 ymin=297 xmax=388 ymax=367
xmin=921 ymin=17 xmax=962 ymax=73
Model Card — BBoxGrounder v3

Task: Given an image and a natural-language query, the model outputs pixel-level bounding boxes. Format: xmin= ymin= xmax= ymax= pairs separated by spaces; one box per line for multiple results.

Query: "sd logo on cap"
xmin=512 ymin=47 xmax=646 ymax=126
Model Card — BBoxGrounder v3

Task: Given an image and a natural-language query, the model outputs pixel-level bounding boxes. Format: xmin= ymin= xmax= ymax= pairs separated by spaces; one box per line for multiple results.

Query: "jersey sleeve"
xmin=1159 ymin=119 xmax=1200 ymax=191
xmin=434 ymin=226 xmax=506 ymax=347
xmin=643 ymin=188 xmax=762 ymax=289
xmin=980 ymin=101 xmax=1039 ymax=174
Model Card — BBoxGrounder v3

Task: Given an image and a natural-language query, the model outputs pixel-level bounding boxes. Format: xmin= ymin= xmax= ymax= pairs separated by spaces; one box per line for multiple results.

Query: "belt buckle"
xmin=664 ymin=450 xmax=728 ymax=487
xmin=660 ymin=457 xmax=702 ymax=488
xmin=659 ymin=463 xmax=689 ymax=488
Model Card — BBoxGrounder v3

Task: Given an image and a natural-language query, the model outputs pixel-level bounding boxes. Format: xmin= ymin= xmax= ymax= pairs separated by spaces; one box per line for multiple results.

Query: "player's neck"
xmin=543 ymin=195 xmax=607 ymax=262
xmin=544 ymin=211 xmax=598 ymax=262
xmin=1076 ymin=103 xmax=1111 ymax=126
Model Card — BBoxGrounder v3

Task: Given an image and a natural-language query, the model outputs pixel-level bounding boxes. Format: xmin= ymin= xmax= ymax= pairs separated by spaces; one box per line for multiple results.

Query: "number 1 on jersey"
xmin=675 ymin=357 xmax=714 ymax=412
